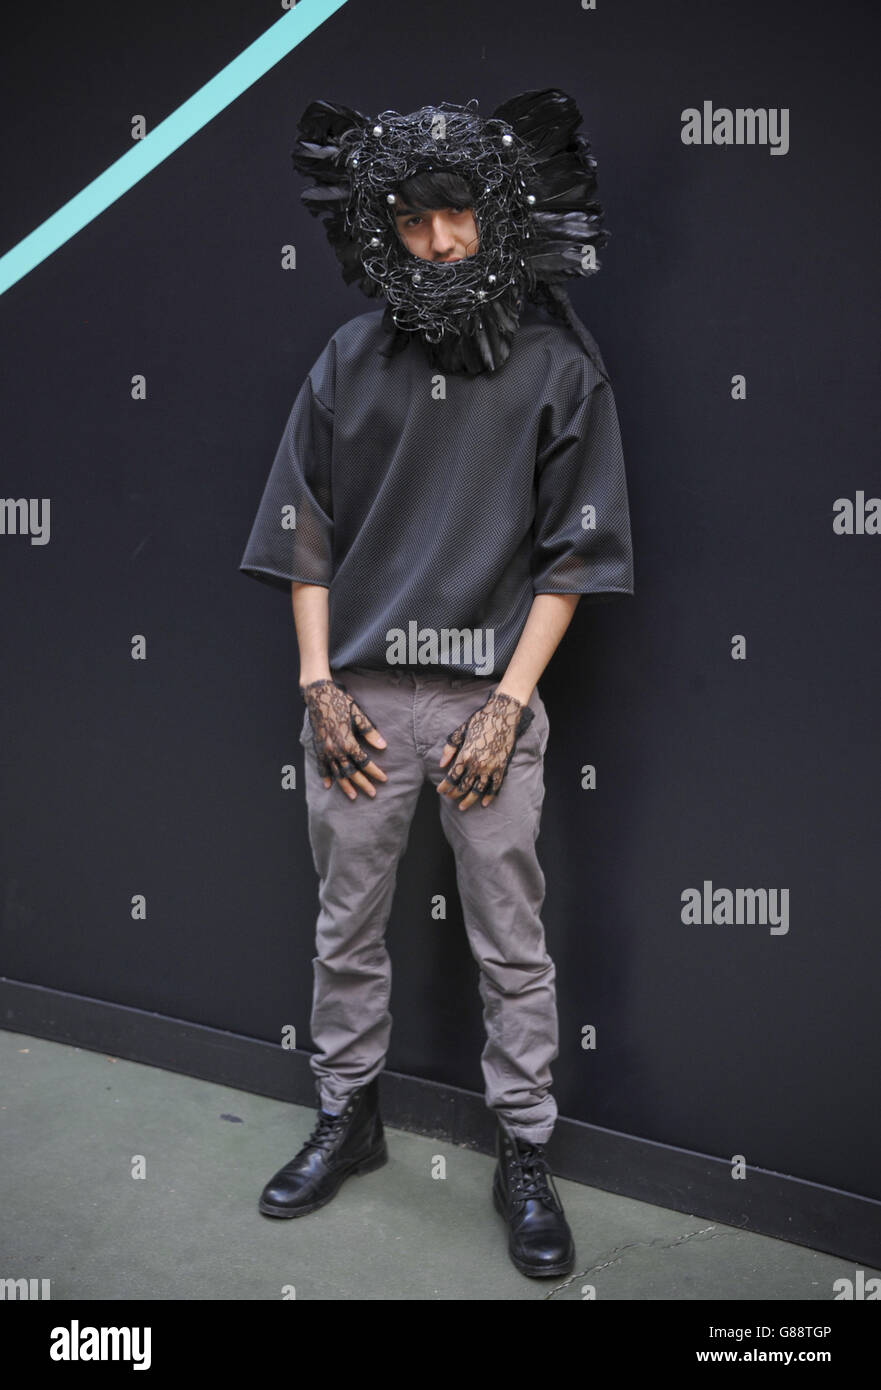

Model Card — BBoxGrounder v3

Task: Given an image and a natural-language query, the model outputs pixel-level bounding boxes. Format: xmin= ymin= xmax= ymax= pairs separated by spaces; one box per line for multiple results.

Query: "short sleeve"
xmin=531 ymin=373 xmax=634 ymax=600
xmin=239 ymin=339 xmax=335 ymax=592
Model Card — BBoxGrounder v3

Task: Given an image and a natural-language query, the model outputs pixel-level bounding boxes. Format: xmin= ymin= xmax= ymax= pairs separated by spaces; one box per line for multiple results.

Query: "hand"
xmin=301 ymin=679 xmax=388 ymax=800
xmin=437 ymin=690 xmax=534 ymax=811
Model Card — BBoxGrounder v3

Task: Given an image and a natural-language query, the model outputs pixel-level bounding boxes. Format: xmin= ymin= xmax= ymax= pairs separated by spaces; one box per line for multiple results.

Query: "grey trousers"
xmin=299 ymin=664 xmax=558 ymax=1144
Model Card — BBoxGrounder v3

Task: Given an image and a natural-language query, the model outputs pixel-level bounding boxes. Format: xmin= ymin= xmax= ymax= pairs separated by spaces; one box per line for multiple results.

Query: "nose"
xmin=429 ymin=212 xmax=458 ymax=258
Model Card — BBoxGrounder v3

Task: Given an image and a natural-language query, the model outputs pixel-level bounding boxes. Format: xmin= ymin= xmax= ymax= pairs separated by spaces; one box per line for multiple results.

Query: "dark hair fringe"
xmin=393 ymin=168 xmax=476 ymax=212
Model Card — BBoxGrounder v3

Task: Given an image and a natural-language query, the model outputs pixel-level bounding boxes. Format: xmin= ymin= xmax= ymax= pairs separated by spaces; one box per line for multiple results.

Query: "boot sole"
xmin=258 ymin=1138 xmax=389 ymax=1219
xmin=492 ymin=1174 xmax=576 ymax=1278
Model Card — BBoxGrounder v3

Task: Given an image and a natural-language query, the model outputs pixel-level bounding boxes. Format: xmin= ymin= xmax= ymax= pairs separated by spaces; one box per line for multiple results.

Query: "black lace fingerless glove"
xmin=300 ymin=678 xmax=377 ymax=782
xmin=444 ymin=690 xmax=535 ymax=798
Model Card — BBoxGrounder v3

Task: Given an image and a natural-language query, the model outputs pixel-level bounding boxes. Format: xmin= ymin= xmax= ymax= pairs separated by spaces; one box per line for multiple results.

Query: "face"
xmin=392 ymin=197 xmax=480 ymax=262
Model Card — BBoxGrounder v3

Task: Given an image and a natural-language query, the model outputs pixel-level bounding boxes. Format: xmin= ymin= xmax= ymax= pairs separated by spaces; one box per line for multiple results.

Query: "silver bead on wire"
xmin=372 ymin=124 xmax=383 ymax=136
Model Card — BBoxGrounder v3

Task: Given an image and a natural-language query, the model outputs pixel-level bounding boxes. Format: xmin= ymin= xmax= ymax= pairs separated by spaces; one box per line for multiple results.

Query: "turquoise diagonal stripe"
xmin=0 ymin=0 xmax=350 ymax=296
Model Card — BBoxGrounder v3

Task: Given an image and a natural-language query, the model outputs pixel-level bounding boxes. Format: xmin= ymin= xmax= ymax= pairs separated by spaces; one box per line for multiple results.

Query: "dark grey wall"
xmin=2 ymin=0 xmax=879 ymax=1201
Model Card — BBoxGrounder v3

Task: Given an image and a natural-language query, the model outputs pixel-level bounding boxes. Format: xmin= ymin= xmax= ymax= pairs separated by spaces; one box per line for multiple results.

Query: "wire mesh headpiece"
xmin=291 ymin=88 xmax=610 ymax=374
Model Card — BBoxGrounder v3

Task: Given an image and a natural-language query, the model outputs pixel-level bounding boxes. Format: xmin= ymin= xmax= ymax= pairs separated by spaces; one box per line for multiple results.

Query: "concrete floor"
xmin=1 ymin=1029 xmax=873 ymax=1301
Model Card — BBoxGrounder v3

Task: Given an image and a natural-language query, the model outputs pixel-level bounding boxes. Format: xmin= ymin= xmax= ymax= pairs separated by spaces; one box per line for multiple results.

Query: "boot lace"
xmin=508 ymin=1141 xmax=562 ymax=1210
xmin=301 ymin=1109 xmax=347 ymax=1156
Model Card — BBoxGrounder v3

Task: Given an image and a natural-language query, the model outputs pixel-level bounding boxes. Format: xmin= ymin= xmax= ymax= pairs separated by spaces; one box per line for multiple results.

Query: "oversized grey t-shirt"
xmin=239 ymin=302 xmax=634 ymax=678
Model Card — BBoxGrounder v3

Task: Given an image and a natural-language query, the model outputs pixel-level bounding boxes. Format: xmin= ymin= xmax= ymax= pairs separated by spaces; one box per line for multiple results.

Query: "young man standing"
xmin=239 ymin=89 xmax=634 ymax=1279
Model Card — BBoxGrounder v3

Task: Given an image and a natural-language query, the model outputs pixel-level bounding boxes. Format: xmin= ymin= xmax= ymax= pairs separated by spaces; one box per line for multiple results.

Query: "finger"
xmin=437 ymin=765 xmax=470 ymax=797
xmin=331 ymin=761 xmax=381 ymax=798
xmin=459 ymin=774 xmax=490 ymax=810
xmin=438 ymin=742 xmax=458 ymax=767
xmin=348 ymin=770 xmax=378 ymax=798
xmin=351 ymin=704 xmax=386 ymax=747
xmin=358 ymin=759 xmax=387 ymax=782
xmin=437 ymin=777 xmax=465 ymax=797
xmin=341 ymin=748 xmax=387 ymax=784
xmin=437 ymin=755 xmax=463 ymax=795
xmin=450 ymin=774 xmax=477 ymax=801
xmin=330 ymin=752 xmax=365 ymax=783
xmin=324 ymin=753 xmax=356 ymax=795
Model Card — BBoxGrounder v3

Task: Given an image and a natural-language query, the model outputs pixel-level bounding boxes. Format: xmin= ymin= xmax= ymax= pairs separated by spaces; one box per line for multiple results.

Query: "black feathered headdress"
xmin=291 ymin=88 xmax=610 ymax=375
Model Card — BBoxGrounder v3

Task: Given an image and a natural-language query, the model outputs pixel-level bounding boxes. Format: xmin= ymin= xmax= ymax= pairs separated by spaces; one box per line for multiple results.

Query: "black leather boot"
xmin=258 ymin=1077 xmax=387 ymax=1218
xmin=492 ymin=1116 xmax=575 ymax=1277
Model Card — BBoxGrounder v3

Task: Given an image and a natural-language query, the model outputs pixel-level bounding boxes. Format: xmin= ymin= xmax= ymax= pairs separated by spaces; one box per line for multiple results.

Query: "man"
xmin=239 ymin=89 xmax=634 ymax=1279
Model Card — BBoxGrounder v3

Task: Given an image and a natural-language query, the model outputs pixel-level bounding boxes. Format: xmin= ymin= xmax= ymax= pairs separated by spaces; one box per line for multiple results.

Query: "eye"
xmin=404 ymin=215 xmax=423 ymax=227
